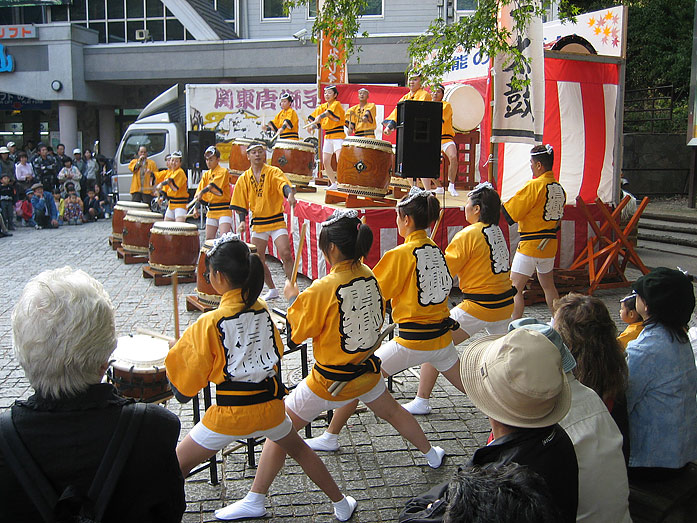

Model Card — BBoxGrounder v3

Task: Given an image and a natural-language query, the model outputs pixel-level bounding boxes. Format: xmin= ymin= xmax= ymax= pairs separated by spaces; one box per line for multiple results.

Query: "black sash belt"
xmin=251 ymin=212 xmax=285 ymax=227
xmin=281 ymin=133 xmax=299 ymax=139
xmin=355 ymin=130 xmax=376 ymax=137
xmin=397 ymin=318 xmax=460 ymax=341
xmin=207 ymin=202 xmax=230 ymax=211
xmin=313 ymin=356 xmax=382 ymax=382
xmin=462 ymin=287 xmax=517 ymax=309
xmin=325 ymin=128 xmax=344 ymax=137
xmin=519 ymin=227 xmax=559 ymax=241
xmin=216 ymin=375 xmax=288 ymax=406
xmin=169 ymin=197 xmax=188 ymax=204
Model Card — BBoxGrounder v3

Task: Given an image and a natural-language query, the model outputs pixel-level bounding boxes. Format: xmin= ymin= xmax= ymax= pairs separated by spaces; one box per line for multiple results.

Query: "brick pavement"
xmin=0 ymin=220 xmax=650 ymax=522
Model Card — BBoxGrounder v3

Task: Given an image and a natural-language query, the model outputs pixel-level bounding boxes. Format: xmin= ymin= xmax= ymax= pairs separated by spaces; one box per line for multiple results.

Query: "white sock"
xmin=402 ymin=396 xmax=432 ymax=415
xmin=214 ymin=491 xmax=266 ymax=520
xmin=448 ymin=183 xmax=459 ymax=196
xmin=305 ymin=431 xmax=340 ymax=452
xmin=425 ymin=446 xmax=445 ymax=468
xmin=333 ymin=495 xmax=357 ymax=521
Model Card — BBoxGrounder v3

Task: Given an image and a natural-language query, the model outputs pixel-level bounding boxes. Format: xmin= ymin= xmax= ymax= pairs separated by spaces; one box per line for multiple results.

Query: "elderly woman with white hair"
xmin=0 ymin=267 xmax=185 ymax=522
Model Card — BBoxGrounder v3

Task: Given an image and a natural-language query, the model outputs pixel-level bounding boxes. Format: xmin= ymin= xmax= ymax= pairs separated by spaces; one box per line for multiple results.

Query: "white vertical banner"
xmin=492 ymin=0 xmax=544 ymax=144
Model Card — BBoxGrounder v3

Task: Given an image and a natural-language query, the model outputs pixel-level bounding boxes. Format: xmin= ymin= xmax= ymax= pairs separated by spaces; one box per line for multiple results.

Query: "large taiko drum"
xmin=148 ymin=221 xmax=200 ymax=275
xmin=196 ymin=239 xmax=257 ymax=307
xmin=337 ymin=137 xmax=394 ymax=197
xmin=444 ymin=84 xmax=485 ymax=132
xmin=112 ymin=201 xmax=149 ymax=240
xmin=271 ymin=139 xmax=316 ymax=187
xmin=107 ymin=335 xmax=170 ymax=402
xmin=229 ymin=138 xmax=255 ymax=174
xmin=122 ymin=210 xmax=162 ymax=255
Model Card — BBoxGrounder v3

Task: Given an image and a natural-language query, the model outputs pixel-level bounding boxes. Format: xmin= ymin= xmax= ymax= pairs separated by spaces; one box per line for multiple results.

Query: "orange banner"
xmin=319 ymin=26 xmax=348 ymax=87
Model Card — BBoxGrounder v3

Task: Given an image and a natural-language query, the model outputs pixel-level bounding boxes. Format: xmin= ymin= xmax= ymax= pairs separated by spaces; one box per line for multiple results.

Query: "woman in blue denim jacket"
xmin=626 ymin=267 xmax=697 ymax=481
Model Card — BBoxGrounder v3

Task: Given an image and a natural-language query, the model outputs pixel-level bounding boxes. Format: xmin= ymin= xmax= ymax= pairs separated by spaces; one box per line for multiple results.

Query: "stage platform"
xmin=244 ymin=186 xmax=597 ymax=281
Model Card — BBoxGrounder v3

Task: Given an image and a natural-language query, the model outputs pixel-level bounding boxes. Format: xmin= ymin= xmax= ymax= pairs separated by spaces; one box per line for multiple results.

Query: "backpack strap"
xmin=88 ymin=401 xmax=147 ymax=522
xmin=0 ymin=409 xmax=58 ymax=522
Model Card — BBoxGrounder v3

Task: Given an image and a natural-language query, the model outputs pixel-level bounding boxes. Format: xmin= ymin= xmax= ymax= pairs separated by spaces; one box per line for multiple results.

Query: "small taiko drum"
xmin=337 ymin=137 xmax=394 ymax=197
xmin=148 ymin=221 xmax=200 ymax=275
xmin=112 ymin=201 xmax=149 ymax=240
xmin=229 ymin=138 xmax=255 ymax=174
xmin=122 ymin=210 xmax=162 ymax=255
xmin=196 ymin=239 xmax=257 ymax=307
xmin=271 ymin=139 xmax=316 ymax=187
xmin=108 ymin=335 xmax=170 ymax=402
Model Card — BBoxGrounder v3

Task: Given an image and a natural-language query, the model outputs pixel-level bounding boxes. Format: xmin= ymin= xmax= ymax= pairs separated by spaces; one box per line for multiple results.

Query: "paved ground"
xmin=0 ymin=215 xmax=683 ymax=522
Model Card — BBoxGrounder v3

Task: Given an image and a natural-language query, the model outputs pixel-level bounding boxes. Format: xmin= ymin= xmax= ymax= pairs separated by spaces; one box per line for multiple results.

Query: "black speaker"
xmin=395 ymin=100 xmax=442 ymax=179
xmin=187 ymin=130 xmax=216 ymax=170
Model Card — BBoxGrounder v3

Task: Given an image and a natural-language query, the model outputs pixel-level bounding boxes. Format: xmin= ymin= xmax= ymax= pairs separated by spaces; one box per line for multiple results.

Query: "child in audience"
xmin=64 ymin=191 xmax=84 ymax=225
xmin=0 ymin=173 xmax=16 ymax=231
xmin=618 ymin=293 xmax=643 ymax=350
xmin=83 ymin=187 xmax=103 ymax=222
xmin=52 ymin=188 xmax=64 ymax=225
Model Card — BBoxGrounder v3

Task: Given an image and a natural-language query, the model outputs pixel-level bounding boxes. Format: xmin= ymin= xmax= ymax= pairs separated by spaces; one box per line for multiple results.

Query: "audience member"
xmin=54 ymin=143 xmax=70 ymax=167
xmin=0 ymin=146 xmax=14 ymax=179
xmin=0 ymin=267 xmax=185 ymax=521
xmin=64 ymin=191 xmax=84 ymax=225
xmin=14 ymin=152 xmax=34 ymax=195
xmin=16 ymin=189 xmax=34 ymax=227
xmin=0 ymin=173 xmax=16 ymax=231
xmin=31 ymin=143 xmax=58 ymax=191
xmin=83 ymin=187 xmax=103 ymax=221
xmin=58 ymin=157 xmax=82 ymax=196
xmin=94 ymin=182 xmax=111 ymax=218
xmin=30 ymin=182 xmax=59 ymax=229
xmin=618 ymin=293 xmax=643 ymax=350
xmin=627 ymin=267 xmax=697 ymax=481
xmin=7 ymin=141 xmax=17 ymax=164
xmin=83 ymin=149 xmax=98 ymax=193
xmin=53 ymin=188 xmax=65 ymax=225
xmin=511 ymin=318 xmax=631 ymax=523
xmin=553 ymin=292 xmax=630 ymax=461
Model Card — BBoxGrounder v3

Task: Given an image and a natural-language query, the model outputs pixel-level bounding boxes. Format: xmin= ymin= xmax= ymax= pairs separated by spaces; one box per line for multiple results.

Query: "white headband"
xmin=207 ymin=232 xmax=242 ymax=258
xmin=469 ymin=181 xmax=494 ymax=196
xmin=531 ymin=144 xmax=553 ymax=156
xmin=321 ymin=209 xmax=359 ymax=228
xmin=397 ymin=186 xmax=433 ymax=208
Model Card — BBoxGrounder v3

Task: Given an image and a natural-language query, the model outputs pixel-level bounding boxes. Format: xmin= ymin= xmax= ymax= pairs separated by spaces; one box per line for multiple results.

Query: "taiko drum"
xmin=196 ymin=239 xmax=257 ymax=307
xmin=108 ymin=335 xmax=170 ymax=402
xmin=337 ymin=137 xmax=394 ymax=197
xmin=228 ymin=138 xmax=255 ymax=174
xmin=148 ymin=221 xmax=200 ymax=275
xmin=112 ymin=201 xmax=149 ymax=240
xmin=271 ymin=139 xmax=316 ymax=187
xmin=121 ymin=210 xmax=162 ymax=255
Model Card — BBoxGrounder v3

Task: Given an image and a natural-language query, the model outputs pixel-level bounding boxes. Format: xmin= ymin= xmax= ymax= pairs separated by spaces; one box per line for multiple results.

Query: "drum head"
xmin=124 ymin=210 xmax=163 ymax=222
xmin=114 ymin=201 xmax=149 ymax=211
xmin=151 ymin=221 xmax=198 ymax=234
xmin=274 ymin=139 xmax=315 ymax=152
xmin=111 ymin=335 xmax=169 ymax=372
xmin=445 ymin=84 xmax=485 ymax=132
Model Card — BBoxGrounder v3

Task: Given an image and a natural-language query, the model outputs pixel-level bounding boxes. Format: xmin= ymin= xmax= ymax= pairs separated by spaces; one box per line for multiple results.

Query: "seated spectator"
xmin=83 ymin=186 xmax=104 ymax=222
xmin=0 ymin=211 xmax=10 ymax=237
xmin=0 ymin=172 xmax=16 ymax=231
xmin=52 ymin=188 xmax=65 ymax=225
xmin=443 ymin=463 xmax=561 ymax=523
xmin=0 ymin=267 xmax=185 ymax=521
xmin=57 ymin=157 xmax=82 ymax=196
xmin=30 ymin=182 xmax=59 ymax=229
xmin=618 ymin=293 xmax=643 ymax=350
xmin=627 ymin=267 xmax=697 ymax=481
xmin=64 ymin=191 xmax=84 ymax=225
xmin=0 ymin=145 xmax=14 ymax=179
xmin=14 ymin=151 xmax=35 ymax=195
xmin=16 ymin=189 xmax=35 ymax=227
xmin=94 ymin=182 xmax=111 ymax=218
xmin=512 ymin=318 xmax=631 ymax=523
xmin=553 ymin=292 xmax=630 ymax=461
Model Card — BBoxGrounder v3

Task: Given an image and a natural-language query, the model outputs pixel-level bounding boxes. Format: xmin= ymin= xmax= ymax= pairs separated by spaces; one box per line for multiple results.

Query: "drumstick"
xmin=430 ymin=209 xmax=445 ymax=240
xmin=172 ymin=270 xmax=180 ymax=339
xmin=328 ymin=324 xmax=396 ymax=397
xmin=290 ymin=222 xmax=308 ymax=286
xmin=135 ymin=326 xmax=176 ymax=344
xmin=303 ymin=120 xmax=318 ymax=130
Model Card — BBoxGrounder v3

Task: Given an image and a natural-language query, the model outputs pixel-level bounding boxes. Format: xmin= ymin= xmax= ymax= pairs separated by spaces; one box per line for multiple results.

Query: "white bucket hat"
xmin=460 ymin=329 xmax=571 ymax=428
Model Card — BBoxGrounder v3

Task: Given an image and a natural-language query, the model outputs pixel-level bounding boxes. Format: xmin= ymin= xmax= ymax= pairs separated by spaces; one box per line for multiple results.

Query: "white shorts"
xmin=510 ymin=251 xmax=555 ymax=277
xmin=251 ymin=226 xmax=288 ymax=242
xmin=188 ymin=414 xmax=293 ymax=451
xmin=376 ymin=339 xmax=459 ymax=375
xmin=441 ymin=141 xmax=456 ymax=153
xmin=206 ymin=215 xmax=233 ymax=227
xmin=285 ymin=378 xmax=385 ymax=423
xmin=450 ymin=307 xmax=511 ymax=337
xmin=322 ymin=138 xmax=344 ymax=155
xmin=165 ymin=207 xmax=187 ymax=220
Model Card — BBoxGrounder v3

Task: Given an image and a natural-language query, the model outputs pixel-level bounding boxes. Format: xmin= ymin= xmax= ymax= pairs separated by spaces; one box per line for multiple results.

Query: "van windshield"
xmin=120 ymin=132 xmax=166 ymax=164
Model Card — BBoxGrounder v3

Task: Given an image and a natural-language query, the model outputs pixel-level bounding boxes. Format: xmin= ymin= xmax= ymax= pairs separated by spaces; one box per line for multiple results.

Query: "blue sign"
xmin=0 ymin=44 xmax=13 ymax=72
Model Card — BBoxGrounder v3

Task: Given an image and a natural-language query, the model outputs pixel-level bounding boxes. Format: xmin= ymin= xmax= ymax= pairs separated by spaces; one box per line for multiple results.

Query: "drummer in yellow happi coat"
xmin=308 ymin=85 xmax=346 ymax=189
xmin=155 ymin=151 xmax=189 ymax=222
xmin=345 ymin=88 xmax=376 ymax=137
xmin=192 ymin=146 xmax=233 ymax=240
xmin=382 ymin=71 xmax=432 ymax=135
xmin=266 ymin=92 xmax=300 ymax=140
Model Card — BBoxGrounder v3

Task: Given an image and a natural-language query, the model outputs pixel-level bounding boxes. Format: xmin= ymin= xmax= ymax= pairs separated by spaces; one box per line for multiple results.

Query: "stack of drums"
xmin=196 ymin=239 xmax=257 ymax=307
xmin=337 ymin=137 xmax=394 ymax=197
xmin=122 ymin=210 xmax=162 ymax=255
xmin=112 ymin=201 xmax=149 ymax=241
xmin=229 ymin=138 xmax=256 ymax=175
xmin=148 ymin=221 xmax=200 ymax=275
xmin=271 ymin=139 xmax=316 ymax=187
xmin=108 ymin=334 xmax=170 ymax=402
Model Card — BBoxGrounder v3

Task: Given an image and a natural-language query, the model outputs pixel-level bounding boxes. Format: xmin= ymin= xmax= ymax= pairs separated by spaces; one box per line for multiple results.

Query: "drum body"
xmin=122 ymin=210 xmax=162 ymax=255
xmin=196 ymin=240 xmax=257 ymax=307
xmin=337 ymin=137 xmax=393 ymax=197
xmin=444 ymin=84 xmax=485 ymax=132
xmin=108 ymin=335 xmax=170 ymax=401
xmin=229 ymin=138 xmax=255 ymax=174
xmin=112 ymin=201 xmax=149 ymax=240
xmin=149 ymin=221 xmax=200 ymax=274
xmin=271 ymin=140 xmax=316 ymax=186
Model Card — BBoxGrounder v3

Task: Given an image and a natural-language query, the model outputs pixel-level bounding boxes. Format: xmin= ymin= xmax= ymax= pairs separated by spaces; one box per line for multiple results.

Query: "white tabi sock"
xmin=333 ymin=495 xmax=357 ymax=521
xmin=402 ymin=396 xmax=432 ymax=415
xmin=424 ymin=445 xmax=446 ymax=468
xmin=214 ymin=491 xmax=266 ymax=520
xmin=305 ymin=431 xmax=340 ymax=452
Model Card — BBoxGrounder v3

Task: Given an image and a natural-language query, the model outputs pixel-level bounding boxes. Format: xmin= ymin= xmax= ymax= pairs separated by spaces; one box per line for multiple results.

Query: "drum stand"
xmin=142 ymin=266 xmax=196 ymax=286
xmin=116 ymin=247 xmax=148 ymax=264
xmin=185 ymin=295 xmax=217 ymax=313
xmin=108 ymin=236 xmax=121 ymax=250
xmin=324 ymin=189 xmax=397 ymax=208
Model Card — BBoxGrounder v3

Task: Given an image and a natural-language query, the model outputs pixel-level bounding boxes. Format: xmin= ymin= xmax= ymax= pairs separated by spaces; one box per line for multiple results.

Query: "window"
xmin=262 ymin=0 xmax=288 ymax=20
xmin=215 ymin=0 xmax=235 ymax=22
xmin=120 ymin=132 xmax=167 ymax=164
xmin=308 ymin=0 xmax=381 ymax=19
xmin=456 ymin=0 xmax=477 ymax=12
